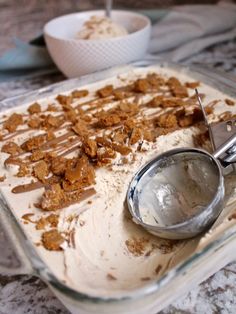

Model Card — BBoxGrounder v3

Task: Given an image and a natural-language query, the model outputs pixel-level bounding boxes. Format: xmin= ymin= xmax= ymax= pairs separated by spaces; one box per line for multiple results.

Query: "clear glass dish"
xmin=1 ymin=61 xmax=236 ymax=314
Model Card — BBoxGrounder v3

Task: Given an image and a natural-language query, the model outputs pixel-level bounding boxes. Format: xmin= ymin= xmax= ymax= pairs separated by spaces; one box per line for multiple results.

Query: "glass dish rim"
xmin=1 ymin=60 xmax=236 ymax=304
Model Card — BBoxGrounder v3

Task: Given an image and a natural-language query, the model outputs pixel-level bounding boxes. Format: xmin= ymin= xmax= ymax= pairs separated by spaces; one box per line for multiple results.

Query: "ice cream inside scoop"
xmin=77 ymin=15 xmax=128 ymax=40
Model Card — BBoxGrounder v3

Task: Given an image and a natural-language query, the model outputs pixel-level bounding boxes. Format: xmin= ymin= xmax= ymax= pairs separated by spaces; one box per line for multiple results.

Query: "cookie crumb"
xmin=125 ymin=237 xmax=149 ymax=256
xmin=42 ymin=229 xmax=64 ymax=251
xmin=155 ymin=265 xmax=162 ymax=275
xmin=0 ymin=175 xmax=6 ymax=182
xmin=225 ymin=98 xmax=235 ymax=106
xmin=107 ymin=273 xmax=117 ymax=280
xmin=28 ymin=102 xmax=41 ymax=114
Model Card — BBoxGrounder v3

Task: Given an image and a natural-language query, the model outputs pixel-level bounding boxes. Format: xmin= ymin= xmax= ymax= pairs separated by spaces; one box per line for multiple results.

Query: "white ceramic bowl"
xmin=44 ymin=10 xmax=151 ymax=78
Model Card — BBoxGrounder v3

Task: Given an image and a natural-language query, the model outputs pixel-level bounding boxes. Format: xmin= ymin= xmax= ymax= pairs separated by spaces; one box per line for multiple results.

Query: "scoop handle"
xmin=213 ymin=133 xmax=236 ymax=162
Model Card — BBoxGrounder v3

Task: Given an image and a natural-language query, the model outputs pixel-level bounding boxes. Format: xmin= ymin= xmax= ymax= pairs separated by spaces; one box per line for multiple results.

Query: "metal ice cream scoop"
xmin=127 ymin=90 xmax=236 ymax=240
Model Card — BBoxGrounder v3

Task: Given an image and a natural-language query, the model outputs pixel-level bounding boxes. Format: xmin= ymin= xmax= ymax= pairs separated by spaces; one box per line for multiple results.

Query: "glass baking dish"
xmin=1 ymin=61 xmax=236 ymax=314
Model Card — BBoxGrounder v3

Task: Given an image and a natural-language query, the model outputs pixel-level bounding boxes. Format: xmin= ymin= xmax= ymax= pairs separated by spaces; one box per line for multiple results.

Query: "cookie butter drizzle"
xmin=0 ymin=71 xmax=234 ymax=251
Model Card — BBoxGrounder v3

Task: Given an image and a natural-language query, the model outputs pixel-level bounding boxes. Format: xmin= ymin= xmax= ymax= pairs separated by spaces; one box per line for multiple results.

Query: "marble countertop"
xmin=1 ymin=1 xmax=236 ymax=313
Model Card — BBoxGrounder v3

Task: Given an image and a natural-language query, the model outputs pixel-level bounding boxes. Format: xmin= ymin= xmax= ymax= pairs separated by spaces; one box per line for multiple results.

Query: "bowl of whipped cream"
xmin=44 ymin=10 xmax=151 ymax=78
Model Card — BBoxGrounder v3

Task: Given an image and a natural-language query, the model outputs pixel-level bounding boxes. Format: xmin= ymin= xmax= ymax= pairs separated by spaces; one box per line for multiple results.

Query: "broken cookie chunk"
xmin=42 ymin=229 xmax=64 ymax=251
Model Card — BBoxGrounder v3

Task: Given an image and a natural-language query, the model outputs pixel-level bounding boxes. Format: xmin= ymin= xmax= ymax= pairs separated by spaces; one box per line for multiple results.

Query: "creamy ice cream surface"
xmin=77 ymin=15 xmax=128 ymax=40
xmin=1 ymin=65 xmax=236 ymax=298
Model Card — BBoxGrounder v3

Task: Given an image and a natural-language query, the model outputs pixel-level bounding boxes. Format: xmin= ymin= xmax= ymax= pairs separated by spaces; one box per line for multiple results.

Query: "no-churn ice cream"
xmin=77 ymin=15 xmax=128 ymax=40
xmin=0 ymin=65 xmax=236 ymax=297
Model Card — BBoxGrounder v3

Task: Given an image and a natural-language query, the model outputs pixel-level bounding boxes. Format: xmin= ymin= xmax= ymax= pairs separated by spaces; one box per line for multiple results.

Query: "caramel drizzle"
xmin=206 ymin=100 xmax=221 ymax=109
xmin=3 ymin=99 xmax=198 ymax=171
xmin=12 ymin=175 xmax=61 ymax=193
xmin=13 ymin=179 xmax=96 ymax=209
xmin=12 ymin=181 xmax=45 ymax=193
xmin=59 ymin=144 xmax=81 ymax=157
xmin=3 ymin=128 xmax=32 ymax=141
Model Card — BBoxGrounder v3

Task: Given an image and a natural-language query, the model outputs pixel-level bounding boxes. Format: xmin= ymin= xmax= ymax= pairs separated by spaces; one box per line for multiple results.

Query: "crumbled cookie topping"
xmin=125 ymin=237 xmax=150 ymax=256
xmin=134 ymin=79 xmax=150 ymax=93
xmin=17 ymin=163 xmax=30 ymax=177
xmin=156 ymin=113 xmax=178 ymax=129
xmin=2 ymin=142 xmax=22 ymax=155
xmin=167 ymin=77 xmax=189 ymax=98
xmin=21 ymin=134 xmax=47 ymax=151
xmin=28 ymin=102 xmax=41 ymax=114
xmin=72 ymin=89 xmax=89 ymax=98
xmin=42 ymin=229 xmax=64 ymax=251
xmin=36 ymin=214 xmax=59 ymax=230
xmin=97 ymin=85 xmax=113 ymax=98
xmin=30 ymin=150 xmax=45 ymax=162
xmin=3 ymin=113 xmax=23 ymax=132
xmin=41 ymin=184 xmax=66 ymax=211
xmin=0 ymin=175 xmax=6 ymax=182
xmin=33 ymin=160 xmax=49 ymax=182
